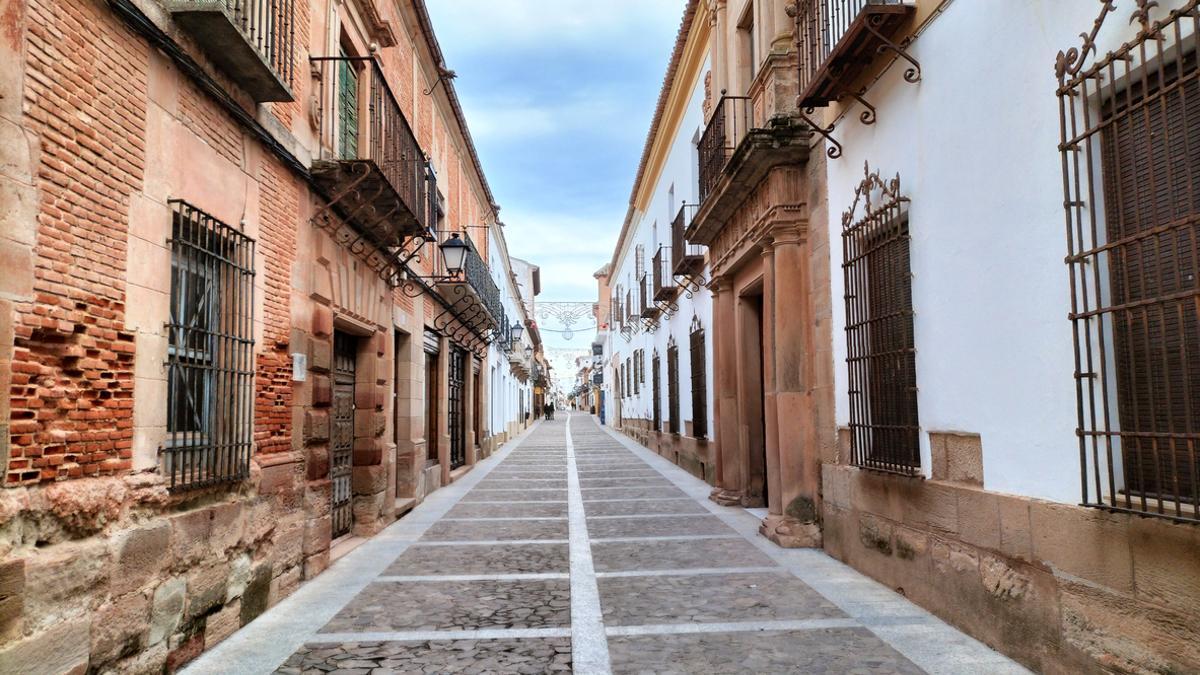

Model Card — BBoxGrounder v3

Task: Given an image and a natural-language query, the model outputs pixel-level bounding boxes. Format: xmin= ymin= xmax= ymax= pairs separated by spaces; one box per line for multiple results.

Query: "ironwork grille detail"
xmin=331 ymin=332 xmax=356 ymax=538
xmin=449 ymin=346 xmax=467 ymax=469
xmin=667 ymin=339 xmax=681 ymax=435
xmin=690 ymin=317 xmax=708 ymax=440
xmin=698 ymin=95 xmax=752 ymax=203
xmin=634 ymin=350 xmax=641 ymax=395
xmin=1057 ymin=0 xmax=1200 ymax=522
xmin=653 ymin=352 xmax=662 ymax=431
xmin=841 ymin=164 xmax=919 ymax=474
xmin=164 ymin=200 xmax=256 ymax=492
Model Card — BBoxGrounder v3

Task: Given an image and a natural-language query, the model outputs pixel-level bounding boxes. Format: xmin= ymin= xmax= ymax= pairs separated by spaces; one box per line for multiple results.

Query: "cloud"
xmin=426 ymin=1 xmax=684 ymax=50
xmin=425 ymin=0 xmax=682 ymax=309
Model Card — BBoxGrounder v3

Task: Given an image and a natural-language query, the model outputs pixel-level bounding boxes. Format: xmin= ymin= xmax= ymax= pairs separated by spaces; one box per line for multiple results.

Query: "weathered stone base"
xmin=709 ymin=488 xmax=743 ymax=506
xmin=616 ymin=418 xmax=713 ymax=484
xmin=822 ymin=462 xmax=1200 ymax=674
xmin=759 ymin=514 xmax=821 ymax=548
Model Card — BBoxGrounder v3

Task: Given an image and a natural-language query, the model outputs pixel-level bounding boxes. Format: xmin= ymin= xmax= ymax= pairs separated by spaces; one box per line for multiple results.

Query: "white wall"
xmin=610 ymin=55 xmax=716 ymax=436
xmin=824 ymin=0 xmax=1164 ymax=503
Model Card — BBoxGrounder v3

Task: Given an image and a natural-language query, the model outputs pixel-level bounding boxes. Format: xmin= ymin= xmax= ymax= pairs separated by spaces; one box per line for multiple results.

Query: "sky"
xmin=425 ymin=0 xmax=685 ymax=350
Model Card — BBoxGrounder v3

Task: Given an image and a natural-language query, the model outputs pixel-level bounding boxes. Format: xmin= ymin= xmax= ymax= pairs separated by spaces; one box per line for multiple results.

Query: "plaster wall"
xmin=609 ymin=56 xmax=715 ymax=470
xmin=823 ymin=0 xmax=1161 ymax=503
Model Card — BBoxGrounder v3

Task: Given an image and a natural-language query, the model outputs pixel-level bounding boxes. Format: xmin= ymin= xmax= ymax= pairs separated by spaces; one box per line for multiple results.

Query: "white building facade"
xmin=606 ymin=15 xmax=717 ymax=482
xmin=809 ymin=1 xmax=1200 ymax=671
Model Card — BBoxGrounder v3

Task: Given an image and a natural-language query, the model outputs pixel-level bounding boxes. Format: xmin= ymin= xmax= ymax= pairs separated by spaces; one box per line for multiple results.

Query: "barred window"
xmin=667 ymin=337 xmax=680 ymax=434
xmin=633 ymin=350 xmax=640 ymax=395
xmin=639 ymin=350 xmax=645 ymax=385
xmin=1057 ymin=4 xmax=1200 ymax=521
xmin=652 ymin=350 xmax=662 ymax=431
xmin=689 ymin=316 xmax=707 ymax=439
xmin=841 ymin=165 xmax=920 ymax=474
xmin=165 ymin=200 xmax=256 ymax=491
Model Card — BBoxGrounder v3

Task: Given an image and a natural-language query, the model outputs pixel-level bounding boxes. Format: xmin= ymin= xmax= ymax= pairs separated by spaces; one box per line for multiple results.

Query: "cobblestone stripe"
xmin=375 ymin=573 xmax=570 ymax=582
xmin=586 ymin=513 xmax=714 ymax=520
xmin=440 ymin=516 xmax=567 ymax=521
xmin=308 ymin=628 xmax=573 ymax=642
xmin=566 ymin=414 xmax=614 ymax=675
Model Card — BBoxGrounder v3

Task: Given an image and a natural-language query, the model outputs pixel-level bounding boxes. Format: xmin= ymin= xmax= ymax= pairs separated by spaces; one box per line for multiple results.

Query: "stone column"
xmin=709 ymin=276 xmax=743 ymax=505
xmin=760 ymin=222 xmax=822 ymax=547
xmin=710 ymin=0 xmax=729 ymax=98
xmin=760 ymin=237 xmax=784 ymax=517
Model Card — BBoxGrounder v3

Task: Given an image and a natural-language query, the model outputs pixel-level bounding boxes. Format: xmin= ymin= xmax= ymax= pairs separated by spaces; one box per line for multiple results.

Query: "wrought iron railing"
xmin=672 ymin=204 xmax=703 ymax=276
xmin=461 ymin=232 xmax=503 ymax=326
xmin=311 ymin=56 xmax=437 ymax=233
xmin=795 ymin=0 xmax=917 ymax=113
xmin=224 ymin=0 xmax=296 ymax=85
xmin=653 ymin=246 xmax=675 ymax=300
xmin=698 ymin=95 xmax=752 ymax=203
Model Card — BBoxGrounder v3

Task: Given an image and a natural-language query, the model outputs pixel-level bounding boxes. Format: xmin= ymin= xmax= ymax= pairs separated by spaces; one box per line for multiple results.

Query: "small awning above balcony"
xmin=169 ymin=0 xmax=295 ymax=102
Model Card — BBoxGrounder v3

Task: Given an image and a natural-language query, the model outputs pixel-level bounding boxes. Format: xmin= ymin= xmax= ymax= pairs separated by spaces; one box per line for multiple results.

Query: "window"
xmin=652 ymin=351 xmax=662 ymax=431
xmin=633 ymin=350 xmax=641 ymax=396
xmin=667 ymin=337 xmax=681 ymax=435
xmin=841 ymin=165 xmax=919 ymax=474
xmin=1057 ymin=6 xmax=1200 ymax=521
xmin=689 ymin=316 xmax=707 ymax=439
xmin=165 ymin=200 xmax=256 ymax=490
xmin=337 ymin=46 xmax=359 ymax=160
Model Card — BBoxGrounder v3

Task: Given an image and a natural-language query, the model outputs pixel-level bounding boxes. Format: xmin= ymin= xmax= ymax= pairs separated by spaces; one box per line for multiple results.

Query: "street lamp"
xmin=511 ymin=322 xmax=524 ymax=342
xmin=439 ymin=233 xmax=469 ymax=275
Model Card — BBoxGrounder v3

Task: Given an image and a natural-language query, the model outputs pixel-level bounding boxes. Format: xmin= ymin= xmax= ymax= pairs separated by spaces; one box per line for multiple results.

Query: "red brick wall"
xmin=254 ymin=157 xmax=299 ymax=455
xmin=7 ymin=0 xmax=148 ymax=485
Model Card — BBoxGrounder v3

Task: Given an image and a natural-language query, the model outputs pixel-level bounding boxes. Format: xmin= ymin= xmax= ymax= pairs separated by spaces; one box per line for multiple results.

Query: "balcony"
xmin=311 ymin=56 xmax=437 ymax=251
xmin=434 ymin=233 xmax=503 ymax=332
xmin=639 ymin=276 xmax=659 ymax=320
xmin=796 ymin=0 xmax=918 ymax=110
xmin=653 ymin=246 xmax=677 ymax=302
xmin=699 ymin=96 xmax=752 ymax=204
xmin=672 ymin=204 xmax=703 ymax=278
xmin=169 ymin=0 xmax=295 ymax=102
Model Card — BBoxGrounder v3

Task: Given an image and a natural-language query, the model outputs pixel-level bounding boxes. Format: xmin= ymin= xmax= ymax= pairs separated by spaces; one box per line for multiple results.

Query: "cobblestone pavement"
xmin=185 ymin=412 xmax=1028 ymax=675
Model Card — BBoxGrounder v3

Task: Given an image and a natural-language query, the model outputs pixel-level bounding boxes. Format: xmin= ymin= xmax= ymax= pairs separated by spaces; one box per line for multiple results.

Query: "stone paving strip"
xmin=419 ymin=518 xmax=569 ymax=541
xmin=275 ymin=638 xmax=572 ymax=674
xmin=185 ymin=412 xmax=1028 ymax=675
xmin=383 ymin=543 xmax=570 ymax=576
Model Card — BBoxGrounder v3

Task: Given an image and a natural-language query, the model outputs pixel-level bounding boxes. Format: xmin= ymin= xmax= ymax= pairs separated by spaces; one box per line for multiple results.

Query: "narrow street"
xmin=183 ymin=412 xmax=1024 ymax=674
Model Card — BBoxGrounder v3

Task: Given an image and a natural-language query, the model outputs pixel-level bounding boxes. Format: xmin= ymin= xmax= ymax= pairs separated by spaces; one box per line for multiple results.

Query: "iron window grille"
xmin=633 ymin=351 xmax=640 ymax=396
xmin=667 ymin=337 xmax=681 ymax=435
xmin=164 ymin=200 xmax=256 ymax=491
xmin=1056 ymin=0 xmax=1200 ymax=523
xmin=841 ymin=163 xmax=920 ymax=475
xmin=652 ymin=351 xmax=662 ymax=431
xmin=690 ymin=316 xmax=708 ymax=440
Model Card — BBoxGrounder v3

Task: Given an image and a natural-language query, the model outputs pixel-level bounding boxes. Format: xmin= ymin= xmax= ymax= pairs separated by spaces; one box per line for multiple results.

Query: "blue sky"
xmin=426 ymin=1 xmax=684 ymax=348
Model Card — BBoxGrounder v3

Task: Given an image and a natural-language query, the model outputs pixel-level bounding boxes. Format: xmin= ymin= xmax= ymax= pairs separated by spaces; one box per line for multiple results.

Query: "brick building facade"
xmin=0 ymin=0 xmax=539 ymax=671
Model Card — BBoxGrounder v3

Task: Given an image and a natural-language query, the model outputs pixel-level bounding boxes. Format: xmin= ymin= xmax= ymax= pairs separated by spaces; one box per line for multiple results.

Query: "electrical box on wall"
xmin=292 ymin=352 xmax=307 ymax=382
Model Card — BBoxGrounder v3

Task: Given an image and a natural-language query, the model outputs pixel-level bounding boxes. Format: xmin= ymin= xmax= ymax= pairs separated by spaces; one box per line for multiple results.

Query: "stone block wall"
xmin=0 ymin=474 xmax=307 ymax=673
xmin=822 ymin=460 xmax=1200 ymax=674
